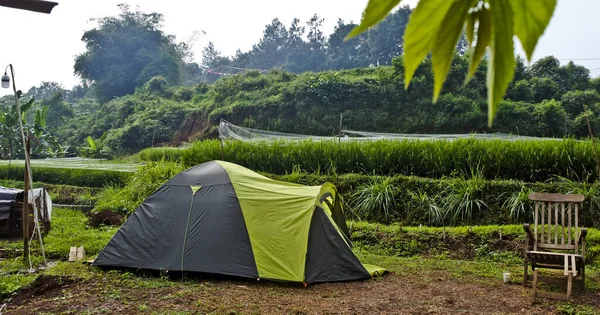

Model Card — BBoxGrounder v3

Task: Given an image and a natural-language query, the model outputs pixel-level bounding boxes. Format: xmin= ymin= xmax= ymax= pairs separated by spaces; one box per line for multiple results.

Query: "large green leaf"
xmin=20 ymin=98 xmax=34 ymax=115
xmin=431 ymin=0 xmax=474 ymax=102
xmin=403 ymin=0 xmax=454 ymax=90
xmin=466 ymin=4 xmax=491 ymax=81
xmin=487 ymin=0 xmax=516 ymax=126
xmin=510 ymin=0 xmax=557 ymax=61
xmin=345 ymin=0 xmax=402 ymax=41
xmin=87 ymin=136 xmax=97 ymax=151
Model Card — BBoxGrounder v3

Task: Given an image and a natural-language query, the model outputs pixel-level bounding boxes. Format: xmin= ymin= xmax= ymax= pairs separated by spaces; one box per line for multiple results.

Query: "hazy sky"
xmin=0 ymin=0 xmax=599 ymax=97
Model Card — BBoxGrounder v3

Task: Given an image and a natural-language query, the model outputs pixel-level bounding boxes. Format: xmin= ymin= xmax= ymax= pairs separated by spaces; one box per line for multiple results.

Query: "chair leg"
xmin=532 ymin=268 xmax=539 ymax=300
xmin=523 ymin=260 xmax=528 ymax=286
xmin=567 ymin=272 xmax=573 ymax=301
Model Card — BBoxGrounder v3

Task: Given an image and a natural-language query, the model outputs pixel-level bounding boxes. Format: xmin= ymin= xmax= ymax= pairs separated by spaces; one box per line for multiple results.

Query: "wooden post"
xmin=338 ymin=113 xmax=343 ymax=146
xmin=22 ymin=138 xmax=30 ymax=258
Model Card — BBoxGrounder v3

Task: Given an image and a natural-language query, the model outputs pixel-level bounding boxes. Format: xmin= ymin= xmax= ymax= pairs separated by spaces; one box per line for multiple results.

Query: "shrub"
xmin=94 ymin=161 xmax=185 ymax=214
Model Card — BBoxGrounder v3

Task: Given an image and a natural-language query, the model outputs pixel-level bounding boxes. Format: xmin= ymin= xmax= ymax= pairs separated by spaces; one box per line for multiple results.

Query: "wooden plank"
xmin=561 ymin=203 xmax=565 ymax=245
xmin=555 ymin=203 xmax=558 ymax=244
xmin=537 ymin=243 xmax=576 ymax=250
xmin=68 ymin=246 xmax=77 ymax=262
xmin=526 ymin=275 xmax=584 ymax=287
xmin=529 ymin=193 xmax=585 ymax=203
xmin=575 ymin=204 xmax=579 ymax=254
xmin=571 ymin=255 xmax=577 ymax=277
xmin=564 ymin=255 xmax=568 ymax=276
xmin=528 ymin=251 xmax=582 ymax=257
xmin=567 ymin=272 xmax=573 ymax=300
xmin=532 ymin=269 xmax=538 ymax=299
xmin=534 ymin=202 xmax=539 ymax=251
xmin=536 ymin=291 xmax=570 ymax=301
xmin=541 ymin=202 xmax=545 ymax=243
xmin=547 ymin=202 xmax=551 ymax=243
xmin=568 ymin=204 xmax=572 ymax=245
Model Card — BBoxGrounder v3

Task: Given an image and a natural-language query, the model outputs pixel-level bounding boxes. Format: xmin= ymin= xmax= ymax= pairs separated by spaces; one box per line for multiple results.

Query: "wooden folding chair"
xmin=523 ymin=193 xmax=587 ymax=301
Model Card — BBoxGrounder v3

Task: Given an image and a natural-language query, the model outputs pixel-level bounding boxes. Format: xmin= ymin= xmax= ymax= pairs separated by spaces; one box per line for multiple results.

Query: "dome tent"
xmin=93 ymin=160 xmax=385 ymax=283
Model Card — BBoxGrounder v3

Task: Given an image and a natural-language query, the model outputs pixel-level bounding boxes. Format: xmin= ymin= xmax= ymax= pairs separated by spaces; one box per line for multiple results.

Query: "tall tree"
xmin=366 ymin=6 xmax=411 ymax=66
xmin=74 ymin=4 xmax=186 ymax=102
xmin=327 ymin=19 xmax=369 ymax=70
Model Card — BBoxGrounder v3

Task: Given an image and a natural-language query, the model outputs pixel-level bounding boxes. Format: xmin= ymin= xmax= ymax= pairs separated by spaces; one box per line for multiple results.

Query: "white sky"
xmin=0 ymin=0 xmax=599 ymax=97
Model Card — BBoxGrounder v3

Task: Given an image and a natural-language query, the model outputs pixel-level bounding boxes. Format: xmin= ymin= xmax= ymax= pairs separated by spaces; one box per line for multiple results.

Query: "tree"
xmin=561 ymin=90 xmax=600 ymax=119
xmin=74 ymin=4 xmax=186 ymax=102
xmin=366 ymin=6 xmax=411 ymax=66
xmin=327 ymin=19 xmax=369 ymax=70
xmin=201 ymin=42 xmax=231 ymax=83
xmin=348 ymin=0 xmax=558 ymax=126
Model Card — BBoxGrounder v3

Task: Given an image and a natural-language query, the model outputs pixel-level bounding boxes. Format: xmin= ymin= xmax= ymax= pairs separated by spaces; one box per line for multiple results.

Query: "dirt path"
xmin=3 ymin=271 xmax=598 ymax=314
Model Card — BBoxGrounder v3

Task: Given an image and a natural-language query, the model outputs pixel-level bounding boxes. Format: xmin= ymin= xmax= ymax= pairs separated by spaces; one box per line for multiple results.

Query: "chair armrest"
xmin=579 ymin=228 xmax=588 ymax=243
xmin=523 ymin=223 xmax=534 ymax=246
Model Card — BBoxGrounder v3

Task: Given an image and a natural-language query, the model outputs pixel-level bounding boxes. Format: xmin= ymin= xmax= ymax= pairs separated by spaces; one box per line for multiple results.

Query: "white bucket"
xmin=503 ymin=272 xmax=511 ymax=283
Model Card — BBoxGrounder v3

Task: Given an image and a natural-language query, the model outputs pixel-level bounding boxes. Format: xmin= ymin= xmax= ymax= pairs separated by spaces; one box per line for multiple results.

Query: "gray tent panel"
xmin=178 ymin=183 xmax=258 ymax=278
xmin=304 ymin=208 xmax=370 ymax=283
xmin=93 ymin=185 xmax=191 ymax=270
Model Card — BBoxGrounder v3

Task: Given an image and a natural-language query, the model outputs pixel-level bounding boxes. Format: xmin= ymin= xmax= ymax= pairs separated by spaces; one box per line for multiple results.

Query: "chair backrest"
xmin=528 ymin=193 xmax=585 ymax=253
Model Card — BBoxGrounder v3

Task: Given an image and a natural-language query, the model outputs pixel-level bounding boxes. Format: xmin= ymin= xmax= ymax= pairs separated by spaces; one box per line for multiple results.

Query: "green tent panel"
xmin=93 ymin=160 xmax=385 ymax=283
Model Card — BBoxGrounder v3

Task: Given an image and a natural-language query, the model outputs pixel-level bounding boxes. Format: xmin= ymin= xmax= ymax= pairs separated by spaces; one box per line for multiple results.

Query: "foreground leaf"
xmin=487 ymin=0 xmax=516 ymax=126
xmin=466 ymin=4 xmax=492 ymax=81
xmin=431 ymin=0 xmax=474 ymax=102
xmin=403 ymin=0 xmax=454 ymax=90
xmin=510 ymin=0 xmax=557 ymax=61
xmin=345 ymin=0 xmax=402 ymax=41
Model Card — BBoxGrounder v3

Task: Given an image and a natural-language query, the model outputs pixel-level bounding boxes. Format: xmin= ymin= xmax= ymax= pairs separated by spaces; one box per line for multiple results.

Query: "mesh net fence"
xmin=218 ymin=119 xmax=564 ymax=143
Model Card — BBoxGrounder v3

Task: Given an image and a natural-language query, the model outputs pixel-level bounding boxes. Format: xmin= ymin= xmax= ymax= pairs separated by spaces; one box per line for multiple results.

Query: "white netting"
xmin=218 ymin=119 xmax=564 ymax=143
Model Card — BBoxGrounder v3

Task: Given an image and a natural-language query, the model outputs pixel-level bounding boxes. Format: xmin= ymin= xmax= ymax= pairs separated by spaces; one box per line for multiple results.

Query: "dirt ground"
xmin=4 ymin=269 xmax=599 ymax=315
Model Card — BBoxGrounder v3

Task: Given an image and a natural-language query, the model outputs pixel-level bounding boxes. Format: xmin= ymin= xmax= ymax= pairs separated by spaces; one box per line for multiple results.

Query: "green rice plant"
xmin=161 ymin=138 xmax=598 ymax=183
xmin=442 ymin=172 xmax=487 ymax=225
xmin=408 ymin=189 xmax=444 ymax=226
xmin=351 ymin=177 xmax=398 ymax=223
xmin=502 ymin=186 xmax=535 ymax=221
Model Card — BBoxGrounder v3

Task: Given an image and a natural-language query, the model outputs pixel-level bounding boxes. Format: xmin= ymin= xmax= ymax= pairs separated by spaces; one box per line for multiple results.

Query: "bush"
xmin=93 ymin=160 xmax=600 ymax=227
xmin=0 ymin=165 xmax=132 ymax=187
xmin=94 ymin=161 xmax=185 ymax=214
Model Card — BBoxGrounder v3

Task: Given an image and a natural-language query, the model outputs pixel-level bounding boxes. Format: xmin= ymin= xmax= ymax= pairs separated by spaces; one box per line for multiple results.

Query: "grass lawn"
xmin=1 ymin=209 xmax=599 ymax=314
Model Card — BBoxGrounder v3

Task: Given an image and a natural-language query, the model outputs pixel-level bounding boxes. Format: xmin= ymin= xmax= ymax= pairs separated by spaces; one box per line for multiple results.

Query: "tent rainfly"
xmin=93 ymin=160 xmax=385 ymax=283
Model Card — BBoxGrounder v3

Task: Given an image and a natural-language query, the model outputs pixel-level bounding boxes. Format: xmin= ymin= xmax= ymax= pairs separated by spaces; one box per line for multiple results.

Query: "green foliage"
xmin=94 ymin=161 xmax=185 ymax=214
xmin=42 ymin=209 xmax=118 ymax=259
xmin=503 ymin=186 xmax=535 ymax=221
xmin=352 ymin=177 xmax=398 ymax=222
xmin=442 ymin=173 xmax=487 ymax=224
xmin=0 ymin=165 xmax=131 ymax=187
xmin=350 ymin=0 xmax=557 ymax=126
xmin=73 ymin=4 xmax=186 ymax=102
xmin=141 ymin=138 xmax=600 ymax=183
xmin=79 ymin=132 xmax=109 ymax=159
xmin=0 ymin=274 xmax=35 ymax=300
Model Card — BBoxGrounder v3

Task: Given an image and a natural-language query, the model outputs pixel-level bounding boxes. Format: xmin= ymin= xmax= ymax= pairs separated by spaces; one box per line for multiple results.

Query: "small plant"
xmin=352 ymin=177 xmax=398 ymax=223
xmin=442 ymin=172 xmax=487 ymax=225
xmin=79 ymin=132 xmax=109 ymax=159
xmin=409 ymin=189 xmax=444 ymax=226
xmin=503 ymin=186 xmax=535 ymax=221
